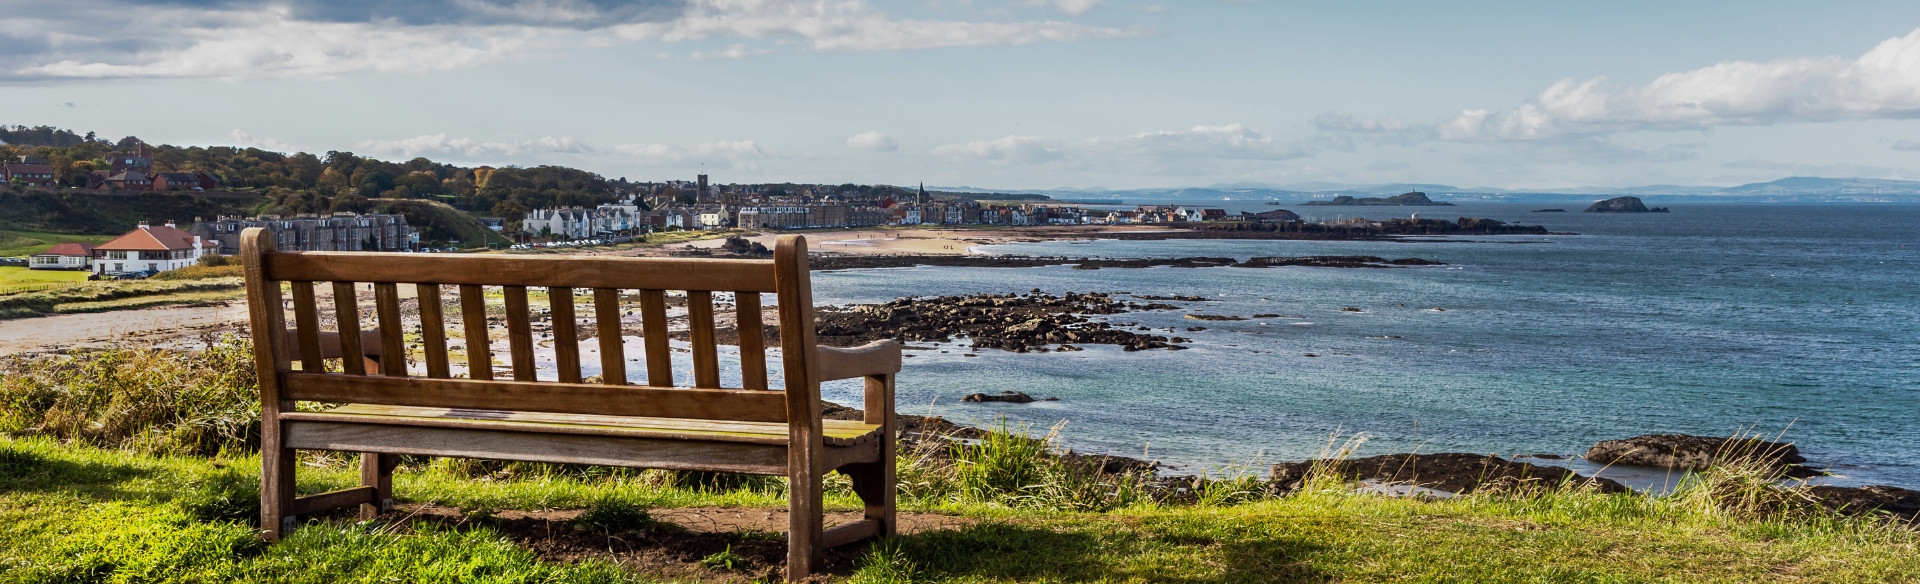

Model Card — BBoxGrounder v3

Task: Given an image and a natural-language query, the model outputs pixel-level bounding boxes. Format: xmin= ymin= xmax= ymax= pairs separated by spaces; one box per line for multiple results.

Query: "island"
xmin=1302 ymin=191 xmax=1455 ymax=206
xmin=1583 ymin=196 xmax=1670 ymax=213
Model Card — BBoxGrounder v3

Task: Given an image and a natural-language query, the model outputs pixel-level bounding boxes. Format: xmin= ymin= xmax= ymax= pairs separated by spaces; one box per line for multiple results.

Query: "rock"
xmin=961 ymin=391 xmax=1040 ymax=403
xmin=1585 ymin=434 xmax=1814 ymax=476
xmin=1531 ymin=208 xmax=1567 ymax=212
xmin=1806 ymin=485 xmax=1920 ymax=522
xmin=1186 ymin=326 xmax=1207 ymax=331
xmin=1340 ymin=307 xmax=1362 ymax=312
xmin=1055 ymin=344 xmax=1083 ymax=351
xmin=1185 ymin=314 xmax=1247 ymax=321
xmin=1583 ymin=196 xmax=1668 ymax=213
xmin=1252 ymin=314 xmax=1280 ymax=318
xmin=1269 ymin=453 xmax=1626 ymax=495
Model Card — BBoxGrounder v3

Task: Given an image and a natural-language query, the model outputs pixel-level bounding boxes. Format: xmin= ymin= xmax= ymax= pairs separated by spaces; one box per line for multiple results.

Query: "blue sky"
xmin=4 ymin=0 xmax=1920 ymax=190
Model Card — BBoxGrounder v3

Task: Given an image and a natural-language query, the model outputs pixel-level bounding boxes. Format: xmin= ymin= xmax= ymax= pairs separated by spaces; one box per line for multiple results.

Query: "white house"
xmin=29 ymin=243 xmax=92 ymax=270
xmin=91 ymin=221 xmax=217 ymax=275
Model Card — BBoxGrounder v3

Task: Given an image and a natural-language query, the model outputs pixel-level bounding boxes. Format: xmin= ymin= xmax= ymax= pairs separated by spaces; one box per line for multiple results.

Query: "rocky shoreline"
xmin=815 ymin=291 xmax=1192 ymax=352
xmin=810 ymin=254 xmax=1446 ymax=271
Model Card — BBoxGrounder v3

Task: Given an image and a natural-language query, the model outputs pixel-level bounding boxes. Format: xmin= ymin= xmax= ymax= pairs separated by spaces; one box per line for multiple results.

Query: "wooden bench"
xmin=238 ymin=228 xmax=900 ymax=581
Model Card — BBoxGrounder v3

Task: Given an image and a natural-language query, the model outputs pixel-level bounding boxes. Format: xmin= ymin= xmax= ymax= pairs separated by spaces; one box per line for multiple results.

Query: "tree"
xmin=491 ymin=200 xmax=528 ymax=220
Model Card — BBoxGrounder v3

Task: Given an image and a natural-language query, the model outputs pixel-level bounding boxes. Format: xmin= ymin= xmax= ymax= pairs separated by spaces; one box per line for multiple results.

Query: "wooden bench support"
xmin=290 ymin=486 xmax=379 ymax=517
xmin=821 ymin=519 xmax=883 ymax=549
xmin=241 ymin=230 xmax=902 ymax=583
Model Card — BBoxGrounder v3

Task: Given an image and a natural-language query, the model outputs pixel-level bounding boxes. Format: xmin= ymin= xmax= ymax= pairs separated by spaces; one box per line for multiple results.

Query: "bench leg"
xmin=358 ymin=452 xmax=397 ymax=520
xmin=845 ymin=457 xmax=895 ymax=538
xmin=261 ymin=446 xmax=296 ymax=541
xmin=787 ymin=460 xmax=823 ymax=582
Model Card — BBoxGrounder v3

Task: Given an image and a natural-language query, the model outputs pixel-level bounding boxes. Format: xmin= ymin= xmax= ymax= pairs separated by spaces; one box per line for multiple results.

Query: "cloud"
xmin=609 ymin=0 xmax=1141 ymax=52
xmin=844 ymin=131 xmax=898 ymax=152
xmin=1443 ymin=27 xmax=1920 ymax=141
xmin=613 ymin=140 xmax=772 ymax=167
xmin=932 ymin=135 xmax=1064 ymax=165
xmin=1893 ymin=140 xmax=1920 ymax=151
xmin=0 ymin=0 xmax=1140 ymax=82
xmin=1018 ymin=0 xmax=1101 ymax=16
xmin=228 ymin=129 xmax=297 ymax=152
xmin=356 ymin=133 xmax=594 ymax=160
xmin=932 ymin=124 xmax=1325 ymax=173
xmin=688 ymin=42 xmax=770 ymax=60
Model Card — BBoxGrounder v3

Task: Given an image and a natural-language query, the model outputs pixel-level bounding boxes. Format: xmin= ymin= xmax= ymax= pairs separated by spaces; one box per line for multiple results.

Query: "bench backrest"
xmin=238 ymin=228 xmax=822 ymax=426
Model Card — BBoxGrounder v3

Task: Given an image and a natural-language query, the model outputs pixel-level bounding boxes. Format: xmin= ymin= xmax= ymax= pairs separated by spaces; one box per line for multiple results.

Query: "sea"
xmin=803 ymin=203 xmax=1920 ymax=489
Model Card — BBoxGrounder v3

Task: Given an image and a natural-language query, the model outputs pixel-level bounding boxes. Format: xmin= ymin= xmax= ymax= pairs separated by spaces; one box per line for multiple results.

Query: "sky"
xmin=3 ymin=0 xmax=1920 ymax=190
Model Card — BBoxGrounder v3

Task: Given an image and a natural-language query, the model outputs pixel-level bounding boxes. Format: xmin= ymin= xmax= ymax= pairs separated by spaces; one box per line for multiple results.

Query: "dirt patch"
xmin=378 ymin=504 xmax=976 ymax=582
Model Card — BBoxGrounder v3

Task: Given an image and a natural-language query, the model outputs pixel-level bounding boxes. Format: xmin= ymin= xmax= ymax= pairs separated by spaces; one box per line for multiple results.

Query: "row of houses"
xmin=2 ymin=156 xmax=56 ymax=187
xmin=192 ymin=214 xmax=417 ymax=255
xmin=27 ymin=214 xmax=418 ymax=274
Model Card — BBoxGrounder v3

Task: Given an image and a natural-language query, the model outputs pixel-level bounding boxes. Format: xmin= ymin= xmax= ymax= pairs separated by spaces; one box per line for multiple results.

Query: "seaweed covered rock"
xmin=1268 ymin=453 xmax=1626 ymax=495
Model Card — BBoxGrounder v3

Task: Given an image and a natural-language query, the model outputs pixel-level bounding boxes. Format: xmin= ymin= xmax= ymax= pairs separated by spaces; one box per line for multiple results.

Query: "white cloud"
xmin=689 ymin=43 xmax=771 ymax=60
xmin=1443 ymin=27 xmax=1920 ymax=141
xmin=356 ymin=134 xmax=593 ymax=160
xmin=932 ymin=135 xmax=1064 ymax=165
xmin=844 ymin=131 xmax=898 ymax=152
xmin=614 ymin=140 xmax=773 ymax=168
xmin=227 ymin=129 xmax=297 ymax=153
xmin=3 ymin=0 xmax=1142 ymax=82
xmin=609 ymin=0 xmax=1141 ymax=52
xmin=931 ymin=124 xmax=1323 ymax=172
xmin=1018 ymin=0 xmax=1101 ymax=16
xmin=1893 ymin=140 xmax=1920 ymax=151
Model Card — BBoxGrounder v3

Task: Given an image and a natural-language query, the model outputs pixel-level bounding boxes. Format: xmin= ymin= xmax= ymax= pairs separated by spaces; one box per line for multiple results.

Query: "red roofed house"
xmin=91 ymin=221 xmax=219 ymax=275
xmin=3 ymin=155 xmax=56 ymax=187
xmin=29 ymin=243 xmax=93 ymax=270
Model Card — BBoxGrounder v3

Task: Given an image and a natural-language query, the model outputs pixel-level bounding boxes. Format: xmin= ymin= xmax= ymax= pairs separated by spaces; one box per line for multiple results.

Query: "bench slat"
xmin=282 ymin=372 xmax=790 ymax=422
xmin=593 ymin=288 xmax=625 ymax=385
xmin=689 ymin=290 xmax=720 ymax=388
xmin=459 ymin=285 xmax=492 ymax=381
xmin=737 ymin=292 xmax=768 ymax=390
xmin=331 ymin=282 xmax=366 ymax=375
xmin=374 ymin=283 xmax=407 ymax=377
xmin=551 ymin=287 xmax=581 ymax=384
xmin=265 ymin=252 xmax=777 ymax=292
xmin=417 ymin=284 xmax=451 ymax=378
xmin=290 ymin=282 xmax=324 ymax=372
xmin=282 ymin=421 xmax=791 ymax=475
xmin=504 ymin=286 xmax=535 ymax=381
xmin=640 ymin=290 xmax=672 ymax=386
xmin=286 ymin=403 xmax=880 ymax=445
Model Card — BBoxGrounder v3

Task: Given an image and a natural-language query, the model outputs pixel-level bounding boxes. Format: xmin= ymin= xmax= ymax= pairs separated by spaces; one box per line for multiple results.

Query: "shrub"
xmin=0 ymin=337 xmax=259 ymax=455
xmin=572 ymin=498 xmax=676 ymax=533
xmin=153 ymin=263 xmax=243 ymax=280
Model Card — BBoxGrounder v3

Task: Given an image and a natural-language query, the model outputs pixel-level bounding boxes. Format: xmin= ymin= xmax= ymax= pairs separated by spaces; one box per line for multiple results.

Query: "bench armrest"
xmin=816 ymin=340 xmax=902 ymax=382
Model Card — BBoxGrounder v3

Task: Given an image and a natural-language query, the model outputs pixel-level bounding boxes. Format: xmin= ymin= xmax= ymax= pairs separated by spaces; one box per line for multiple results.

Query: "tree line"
xmin=0 ymin=125 xmax=634 ymax=219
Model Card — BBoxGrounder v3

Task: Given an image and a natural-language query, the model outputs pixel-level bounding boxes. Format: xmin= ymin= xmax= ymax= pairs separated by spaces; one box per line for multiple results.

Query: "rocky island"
xmin=1302 ymin=191 xmax=1455 ymax=206
xmin=1583 ymin=196 xmax=1671 ymax=213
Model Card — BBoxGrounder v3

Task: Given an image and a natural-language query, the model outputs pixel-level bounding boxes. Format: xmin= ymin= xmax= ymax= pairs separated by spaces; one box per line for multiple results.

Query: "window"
xmin=106 ymin=251 xmax=128 ymax=260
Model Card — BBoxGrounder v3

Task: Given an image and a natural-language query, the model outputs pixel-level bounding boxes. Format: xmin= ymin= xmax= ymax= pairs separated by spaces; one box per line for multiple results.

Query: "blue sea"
xmin=806 ymin=203 xmax=1920 ymax=489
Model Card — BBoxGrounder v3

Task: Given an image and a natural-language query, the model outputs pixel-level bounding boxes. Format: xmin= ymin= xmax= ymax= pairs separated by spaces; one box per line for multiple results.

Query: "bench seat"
xmin=282 ymin=404 xmax=885 ymax=447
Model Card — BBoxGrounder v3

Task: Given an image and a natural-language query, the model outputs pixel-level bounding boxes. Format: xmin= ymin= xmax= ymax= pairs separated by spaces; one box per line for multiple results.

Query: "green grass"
xmin=0 ymin=229 xmax=112 ymax=259
xmin=0 ymin=267 xmax=90 ymax=291
xmin=3 ymin=343 xmax=1917 ymax=582
xmin=0 ymin=277 xmax=244 ymax=320
xmin=2 ymin=437 xmax=1915 ymax=583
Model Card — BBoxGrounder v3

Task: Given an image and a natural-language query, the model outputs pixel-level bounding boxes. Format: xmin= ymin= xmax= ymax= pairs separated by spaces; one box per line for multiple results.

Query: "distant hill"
xmin=1716 ymin=177 xmax=1920 ymax=197
xmin=0 ymin=191 xmax=264 ymax=235
xmin=953 ymin=176 xmax=1920 ymax=203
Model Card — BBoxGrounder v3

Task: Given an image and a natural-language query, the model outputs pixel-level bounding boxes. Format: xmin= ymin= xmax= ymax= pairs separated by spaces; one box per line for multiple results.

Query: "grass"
xmin=2 ymin=343 xmax=1917 ymax=582
xmin=0 ymin=277 xmax=244 ymax=320
xmin=0 ymin=267 xmax=90 ymax=284
xmin=0 ymin=228 xmax=111 ymax=259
